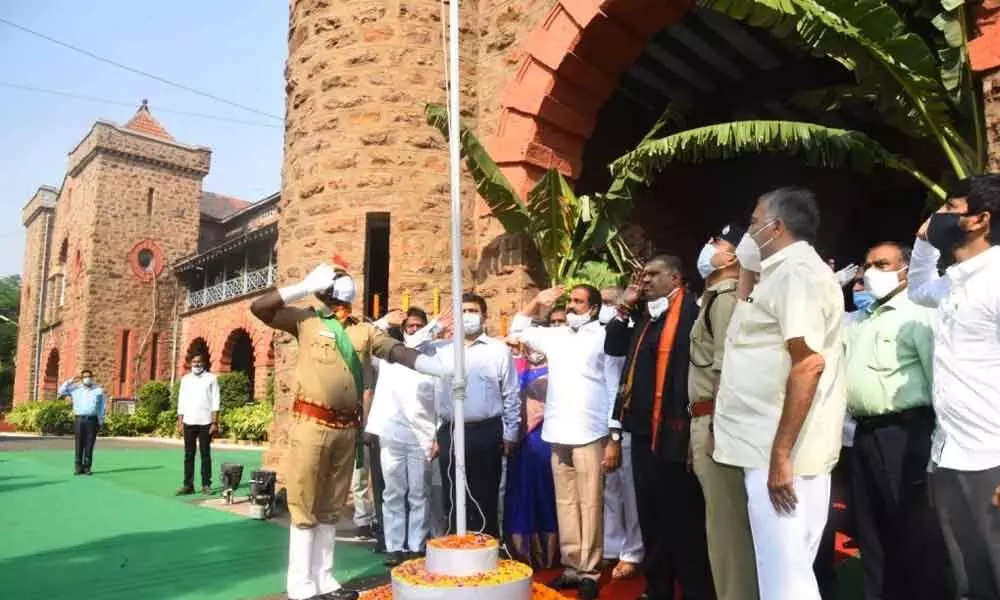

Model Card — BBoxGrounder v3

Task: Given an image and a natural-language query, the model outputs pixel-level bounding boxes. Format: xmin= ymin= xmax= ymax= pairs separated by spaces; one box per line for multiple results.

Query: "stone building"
xmin=13 ymin=102 xmax=280 ymax=406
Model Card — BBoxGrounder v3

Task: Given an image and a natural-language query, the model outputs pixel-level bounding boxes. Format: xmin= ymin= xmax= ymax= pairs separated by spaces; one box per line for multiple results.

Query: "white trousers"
xmin=351 ymin=445 xmax=373 ymax=527
xmin=381 ymin=440 xmax=431 ymax=552
xmin=287 ymin=524 xmax=341 ymax=600
xmin=745 ymin=468 xmax=830 ymax=600
xmin=603 ymin=432 xmax=644 ymax=563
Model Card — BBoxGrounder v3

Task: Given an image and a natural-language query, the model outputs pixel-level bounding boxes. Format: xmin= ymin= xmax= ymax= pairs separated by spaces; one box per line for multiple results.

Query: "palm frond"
xmin=424 ymin=103 xmax=531 ymax=232
xmin=610 ymin=120 xmax=944 ymax=198
xmin=525 ymin=170 xmax=581 ymax=283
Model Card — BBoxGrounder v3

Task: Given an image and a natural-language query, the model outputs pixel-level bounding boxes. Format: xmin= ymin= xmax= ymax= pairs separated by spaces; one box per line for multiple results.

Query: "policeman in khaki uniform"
xmin=689 ymin=224 xmax=759 ymax=600
xmin=251 ymin=259 xmax=451 ymax=600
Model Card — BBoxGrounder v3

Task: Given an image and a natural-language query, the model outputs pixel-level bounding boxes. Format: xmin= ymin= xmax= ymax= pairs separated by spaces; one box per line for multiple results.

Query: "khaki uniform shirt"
xmin=273 ymin=307 xmax=400 ymax=411
xmin=714 ymin=242 xmax=846 ymax=476
xmin=688 ymin=278 xmax=739 ymax=405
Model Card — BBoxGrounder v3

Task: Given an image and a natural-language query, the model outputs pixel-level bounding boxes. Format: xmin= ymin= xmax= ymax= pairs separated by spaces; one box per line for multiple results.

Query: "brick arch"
xmin=489 ymin=0 xmax=692 ymax=197
xmin=218 ymin=327 xmax=255 ymax=373
xmin=183 ymin=337 xmax=214 ymax=371
xmin=42 ymin=347 xmax=60 ymax=400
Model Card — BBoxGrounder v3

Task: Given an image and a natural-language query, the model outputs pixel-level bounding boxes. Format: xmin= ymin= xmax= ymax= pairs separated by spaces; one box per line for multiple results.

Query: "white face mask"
xmin=192 ymin=365 xmax=205 ymax=375
xmin=598 ymin=304 xmax=617 ymax=325
xmin=82 ymin=377 xmax=94 ymax=387
xmin=863 ymin=267 xmax=905 ymax=300
xmin=565 ymin=311 xmax=592 ymax=330
xmin=647 ymin=296 xmax=669 ymax=320
xmin=697 ymin=243 xmax=718 ymax=279
xmin=462 ymin=312 xmax=483 ymax=335
xmin=734 ymin=232 xmax=762 ymax=273
xmin=403 ymin=333 xmax=419 ymax=347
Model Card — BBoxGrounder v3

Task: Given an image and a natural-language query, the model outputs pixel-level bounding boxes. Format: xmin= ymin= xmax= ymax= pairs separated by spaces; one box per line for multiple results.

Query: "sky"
xmin=0 ymin=1 xmax=288 ymax=276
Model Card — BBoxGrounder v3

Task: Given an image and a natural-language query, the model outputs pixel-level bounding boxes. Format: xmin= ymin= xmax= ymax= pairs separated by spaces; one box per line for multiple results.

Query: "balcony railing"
xmin=187 ymin=264 xmax=276 ymax=310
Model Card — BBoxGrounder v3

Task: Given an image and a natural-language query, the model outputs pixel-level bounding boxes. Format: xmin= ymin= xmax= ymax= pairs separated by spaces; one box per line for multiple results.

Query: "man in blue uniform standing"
xmin=58 ymin=369 xmax=107 ymax=475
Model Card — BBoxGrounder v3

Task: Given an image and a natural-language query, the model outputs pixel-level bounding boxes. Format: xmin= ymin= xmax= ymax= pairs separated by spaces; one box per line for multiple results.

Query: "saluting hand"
xmin=301 ymin=264 xmax=339 ymax=294
xmin=385 ymin=309 xmax=406 ymax=328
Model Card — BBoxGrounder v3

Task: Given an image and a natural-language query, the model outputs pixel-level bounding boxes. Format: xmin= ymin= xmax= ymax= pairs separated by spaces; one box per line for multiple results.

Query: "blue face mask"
xmin=852 ymin=290 xmax=877 ymax=313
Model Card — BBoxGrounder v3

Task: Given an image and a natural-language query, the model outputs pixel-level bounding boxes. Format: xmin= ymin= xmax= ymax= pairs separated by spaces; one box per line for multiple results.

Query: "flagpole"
xmin=446 ymin=0 xmax=468 ymax=536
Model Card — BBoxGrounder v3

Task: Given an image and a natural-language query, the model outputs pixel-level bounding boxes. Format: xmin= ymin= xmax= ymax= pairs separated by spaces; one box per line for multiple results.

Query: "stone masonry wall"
xmin=79 ymin=150 xmax=204 ymax=398
xmin=12 ymin=202 xmax=54 ymax=404
xmin=268 ymin=0 xmax=481 ymax=474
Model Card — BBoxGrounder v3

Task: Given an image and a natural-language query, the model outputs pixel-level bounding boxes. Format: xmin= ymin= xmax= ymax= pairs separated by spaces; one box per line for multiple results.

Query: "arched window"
xmin=57 ymin=239 xmax=68 ymax=307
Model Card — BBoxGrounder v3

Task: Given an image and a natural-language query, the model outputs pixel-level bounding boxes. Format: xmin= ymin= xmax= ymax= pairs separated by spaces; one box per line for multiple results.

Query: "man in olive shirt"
xmin=251 ymin=261 xmax=450 ymax=600
xmin=689 ymin=224 xmax=758 ymax=600
xmin=844 ymin=242 xmax=949 ymax=600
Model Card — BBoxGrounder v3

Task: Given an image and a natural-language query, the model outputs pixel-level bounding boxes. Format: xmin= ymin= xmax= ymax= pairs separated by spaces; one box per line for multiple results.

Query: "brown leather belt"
xmin=690 ymin=400 xmax=715 ymax=419
xmin=292 ymin=398 xmax=361 ymax=429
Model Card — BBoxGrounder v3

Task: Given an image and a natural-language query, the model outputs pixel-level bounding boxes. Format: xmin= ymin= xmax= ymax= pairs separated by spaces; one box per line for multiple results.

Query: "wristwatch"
xmin=610 ymin=430 xmax=622 ymax=443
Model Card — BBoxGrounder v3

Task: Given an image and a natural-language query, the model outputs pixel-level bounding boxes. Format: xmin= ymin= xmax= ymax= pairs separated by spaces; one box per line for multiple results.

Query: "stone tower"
xmin=13 ymin=102 xmax=210 ymax=403
xmin=266 ymin=0 xmax=477 ymax=470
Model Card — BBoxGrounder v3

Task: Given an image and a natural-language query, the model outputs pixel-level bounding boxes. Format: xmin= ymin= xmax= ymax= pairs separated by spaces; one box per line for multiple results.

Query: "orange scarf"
xmin=618 ymin=288 xmax=686 ymax=452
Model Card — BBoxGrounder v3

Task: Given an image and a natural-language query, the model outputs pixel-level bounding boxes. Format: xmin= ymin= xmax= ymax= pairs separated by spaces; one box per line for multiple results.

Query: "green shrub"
xmin=102 ymin=413 xmax=138 ymax=437
xmin=36 ymin=400 xmax=74 ymax=435
xmin=7 ymin=402 xmax=43 ymax=432
xmin=221 ymin=401 xmax=272 ymax=442
xmin=155 ymin=410 xmax=178 ymax=438
xmin=132 ymin=408 xmax=157 ymax=435
xmin=218 ymin=371 xmax=251 ymax=410
xmin=137 ymin=381 xmax=171 ymax=416
xmin=169 ymin=380 xmax=181 ymax=411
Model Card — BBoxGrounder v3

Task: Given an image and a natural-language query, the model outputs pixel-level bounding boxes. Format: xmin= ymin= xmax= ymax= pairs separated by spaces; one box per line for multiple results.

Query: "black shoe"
xmin=83 ymin=468 xmax=93 ymax=475
xmin=201 ymin=485 xmax=213 ymax=495
xmin=314 ymin=589 xmax=359 ymax=600
xmin=549 ymin=574 xmax=581 ymax=590
xmin=176 ymin=486 xmax=195 ymax=496
xmin=74 ymin=469 xmax=83 ymax=476
xmin=384 ymin=551 xmax=405 ymax=567
xmin=353 ymin=525 xmax=374 ymax=540
xmin=579 ymin=579 xmax=599 ymax=600
xmin=405 ymin=550 xmax=425 ymax=560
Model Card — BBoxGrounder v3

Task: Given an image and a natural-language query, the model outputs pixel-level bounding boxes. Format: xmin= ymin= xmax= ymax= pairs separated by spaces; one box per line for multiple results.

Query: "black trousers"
xmin=932 ymin=464 xmax=1000 ymax=599
xmin=74 ymin=415 xmax=99 ymax=471
xmin=366 ymin=435 xmax=387 ymax=550
xmin=183 ymin=424 xmax=213 ymax=488
xmin=631 ymin=433 xmax=716 ymax=600
xmin=851 ymin=410 xmax=950 ymax=600
xmin=437 ymin=416 xmax=503 ymax=538
xmin=815 ymin=446 xmax=856 ymax=600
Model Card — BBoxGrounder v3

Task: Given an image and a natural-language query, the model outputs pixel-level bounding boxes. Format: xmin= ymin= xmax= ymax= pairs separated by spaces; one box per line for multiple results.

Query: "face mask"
xmin=192 ymin=365 xmax=205 ymax=375
xmin=403 ymin=333 xmax=419 ymax=347
xmin=926 ymin=212 xmax=968 ymax=253
xmin=598 ymin=305 xmax=617 ymax=325
xmin=696 ymin=243 xmax=718 ymax=279
xmin=566 ymin=311 xmax=592 ymax=330
xmin=734 ymin=233 xmax=762 ymax=273
xmin=647 ymin=296 xmax=669 ymax=320
xmin=852 ymin=290 xmax=876 ymax=313
xmin=462 ymin=312 xmax=483 ymax=335
xmin=82 ymin=377 xmax=94 ymax=386
xmin=863 ymin=267 xmax=905 ymax=300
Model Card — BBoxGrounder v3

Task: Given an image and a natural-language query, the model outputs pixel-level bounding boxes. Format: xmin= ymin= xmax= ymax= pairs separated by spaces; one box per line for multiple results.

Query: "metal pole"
xmin=446 ymin=0 xmax=468 ymax=537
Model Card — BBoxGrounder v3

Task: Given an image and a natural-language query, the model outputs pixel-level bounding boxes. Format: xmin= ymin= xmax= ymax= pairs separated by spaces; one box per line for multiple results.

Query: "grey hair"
xmin=758 ymin=187 xmax=820 ymax=244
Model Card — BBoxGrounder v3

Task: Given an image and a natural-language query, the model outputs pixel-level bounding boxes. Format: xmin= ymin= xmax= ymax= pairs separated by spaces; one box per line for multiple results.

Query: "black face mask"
xmin=926 ymin=212 xmax=968 ymax=253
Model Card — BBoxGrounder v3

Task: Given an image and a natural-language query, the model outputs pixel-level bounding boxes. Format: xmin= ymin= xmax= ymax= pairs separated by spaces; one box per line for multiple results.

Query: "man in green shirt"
xmin=844 ymin=241 xmax=949 ymax=600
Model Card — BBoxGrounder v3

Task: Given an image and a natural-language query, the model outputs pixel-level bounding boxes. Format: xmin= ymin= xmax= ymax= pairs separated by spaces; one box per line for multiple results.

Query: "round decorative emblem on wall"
xmin=127 ymin=240 xmax=165 ymax=281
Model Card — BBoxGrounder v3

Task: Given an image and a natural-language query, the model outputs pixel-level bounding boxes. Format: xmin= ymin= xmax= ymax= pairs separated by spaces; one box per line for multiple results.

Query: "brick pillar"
xmin=266 ymin=0 xmax=472 ymax=478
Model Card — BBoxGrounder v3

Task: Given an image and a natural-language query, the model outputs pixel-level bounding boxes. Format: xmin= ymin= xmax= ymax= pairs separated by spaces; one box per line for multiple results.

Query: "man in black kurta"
xmin=604 ymin=255 xmax=715 ymax=600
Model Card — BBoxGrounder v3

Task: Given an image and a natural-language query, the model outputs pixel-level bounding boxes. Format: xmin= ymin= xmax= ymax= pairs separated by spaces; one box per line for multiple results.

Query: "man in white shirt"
xmin=597 ymin=286 xmax=644 ymax=581
xmin=367 ymin=307 xmax=440 ymax=566
xmin=715 ymin=187 xmax=846 ymax=600
xmin=909 ymin=174 xmax=1000 ymax=598
xmin=175 ymin=352 xmax=221 ymax=495
xmin=510 ymin=284 xmax=622 ymax=600
xmin=427 ymin=292 xmax=520 ymax=538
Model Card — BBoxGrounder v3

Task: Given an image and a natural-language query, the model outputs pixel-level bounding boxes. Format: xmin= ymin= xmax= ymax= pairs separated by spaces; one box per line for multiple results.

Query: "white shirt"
xmin=425 ymin=335 xmax=521 ymax=442
xmin=510 ymin=315 xmax=624 ymax=446
xmin=909 ymin=238 xmax=1000 ymax=471
xmin=177 ymin=371 xmax=221 ymax=426
xmin=714 ymin=242 xmax=846 ymax=475
xmin=366 ymin=357 xmax=437 ymax=458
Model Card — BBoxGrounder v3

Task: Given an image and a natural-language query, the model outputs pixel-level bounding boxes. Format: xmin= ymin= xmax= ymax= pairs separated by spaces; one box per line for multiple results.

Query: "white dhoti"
xmin=602 ymin=432 xmax=644 ymax=563
xmin=381 ymin=440 xmax=431 ymax=552
xmin=745 ymin=468 xmax=830 ymax=600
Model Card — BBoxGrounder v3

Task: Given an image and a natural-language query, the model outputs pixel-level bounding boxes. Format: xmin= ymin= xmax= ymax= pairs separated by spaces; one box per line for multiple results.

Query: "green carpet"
xmin=0 ymin=448 xmax=383 ymax=600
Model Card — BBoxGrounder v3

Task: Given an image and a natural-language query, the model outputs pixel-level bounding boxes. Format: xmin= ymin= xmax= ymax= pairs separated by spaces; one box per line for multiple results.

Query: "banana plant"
xmin=615 ymin=0 xmax=982 ymax=200
xmin=425 ymin=104 xmax=639 ymax=287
